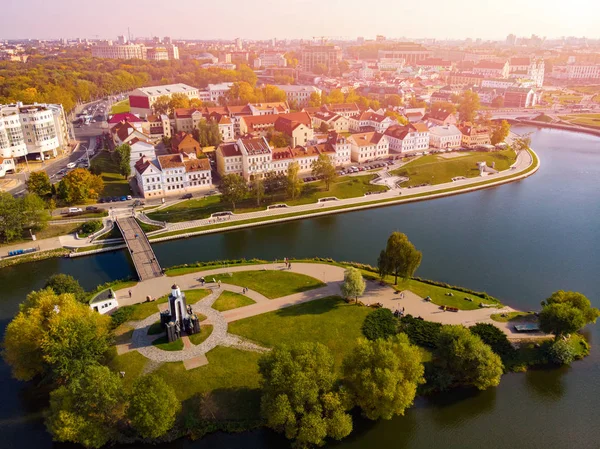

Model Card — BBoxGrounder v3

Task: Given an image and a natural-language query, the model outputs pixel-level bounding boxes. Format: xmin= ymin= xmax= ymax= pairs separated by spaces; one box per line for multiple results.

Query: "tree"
xmin=538 ymin=290 xmax=599 ymax=338
xmin=267 ymin=129 xmax=289 ymax=148
xmin=153 ymin=95 xmax=171 ymax=115
xmin=259 ymin=343 xmax=352 ymax=447
xmin=313 ymin=63 xmax=328 ymax=75
xmin=114 ymin=143 xmax=131 ymax=178
xmin=328 ymin=89 xmax=345 ymax=104
xmin=2 ymin=289 xmax=112 ymax=382
xmin=21 ymin=192 xmax=50 ymax=233
xmin=168 ymin=92 xmax=190 ymax=111
xmin=377 ymin=249 xmax=389 ymax=280
xmin=457 ymin=90 xmax=481 ymax=122
xmin=547 ymin=339 xmax=576 ymax=365
xmin=382 ymin=232 xmax=422 ymax=285
xmin=512 ymin=135 xmax=531 ymax=152
xmin=46 ymin=365 xmax=125 ymax=448
xmin=491 ymin=120 xmax=511 ymax=145
xmin=263 ymin=85 xmax=287 ymax=102
xmin=220 ymin=174 xmax=247 ymax=210
xmin=543 ymin=290 xmax=600 ymax=324
xmin=44 ymin=274 xmax=87 ymax=303
xmin=430 ymin=101 xmax=457 ymax=115
xmin=340 ymin=267 xmax=366 ymax=304
xmin=362 ymin=308 xmax=397 ymax=341
xmin=197 ymin=119 xmax=222 ymax=148
xmin=433 ymin=325 xmax=503 ymax=391
xmin=319 ymin=121 xmax=330 ymax=133
xmin=0 ymin=192 xmax=49 ymax=243
xmin=251 ymin=175 xmax=265 ymax=206
xmin=308 ymin=92 xmax=322 ymax=107
xmin=491 ymin=96 xmax=505 ymax=108
xmin=57 ymin=169 xmax=104 ymax=204
xmin=342 ymin=335 xmax=424 ymax=420
xmin=27 ymin=171 xmax=52 ymax=198
xmin=385 ymin=94 xmax=404 ymax=108
xmin=127 ymin=374 xmax=180 ymax=439
xmin=385 ymin=110 xmax=408 ymax=125
xmin=286 ymin=162 xmax=302 ymax=200
xmin=470 ymin=323 xmax=516 ymax=363
xmin=311 ymin=153 xmax=337 ymax=190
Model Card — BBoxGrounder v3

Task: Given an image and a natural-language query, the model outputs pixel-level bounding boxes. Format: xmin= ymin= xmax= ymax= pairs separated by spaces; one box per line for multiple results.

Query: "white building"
xmin=429 ymin=124 xmax=463 ymax=149
xmin=204 ymin=83 xmax=235 ymax=103
xmin=89 ymin=288 xmax=118 ymax=315
xmin=272 ymin=85 xmax=322 ymax=107
xmin=129 ymin=140 xmax=156 ymax=174
xmin=349 ymin=111 xmax=396 ymax=133
xmin=312 ymin=111 xmax=350 ymax=133
xmin=384 ymin=123 xmax=429 ymax=153
xmin=0 ymin=103 xmax=69 ymax=160
xmin=134 ymin=152 xmax=212 ymax=198
xmin=254 ymin=53 xmax=287 ymax=68
xmin=551 ymin=64 xmax=600 ymax=80
xmin=348 ymin=132 xmax=389 ymax=163
xmin=92 ymin=41 xmax=179 ymax=61
xmin=0 ymin=157 xmax=16 ymax=177
xmin=129 ymin=84 xmax=200 ymax=117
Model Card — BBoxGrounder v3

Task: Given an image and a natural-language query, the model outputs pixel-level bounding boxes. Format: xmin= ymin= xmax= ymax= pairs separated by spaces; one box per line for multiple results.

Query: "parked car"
xmin=119 ymin=196 xmax=127 ymax=201
xmin=66 ymin=162 xmax=76 ymax=169
xmin=181 ymin=193 xmax=193 ymax=199
xmin=98 ymin=198 xmax=105 ymax=203
xmin=132 ymin=200 xmax=146 ymax=207
xmin=68 ymin=207 xmax=83 ymax=214
xmin=86 ymin=206 xmax=99 ymax=211
xmin=126 ymin=195 xmax=132 ymax=200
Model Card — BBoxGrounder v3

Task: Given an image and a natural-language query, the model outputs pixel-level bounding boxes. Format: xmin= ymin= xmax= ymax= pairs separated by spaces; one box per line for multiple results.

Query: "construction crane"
xmin=311 ymin=36 xmax=342 ymax=45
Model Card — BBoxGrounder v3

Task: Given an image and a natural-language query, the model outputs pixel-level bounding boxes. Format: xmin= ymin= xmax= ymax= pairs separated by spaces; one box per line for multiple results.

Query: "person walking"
xmin=218 ymin=280 xmax=221 ymax=289
xmin=128 ymin=290 xmax=132 ymax=298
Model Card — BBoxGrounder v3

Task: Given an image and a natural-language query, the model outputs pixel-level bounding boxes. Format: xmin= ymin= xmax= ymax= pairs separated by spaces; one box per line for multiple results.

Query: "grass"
xmin=208 ymin=270 xmax=325 ymax=299
xmin=95 ymin=226 xmax=123 ymax=241
xmin=491 ymin=311 xmax=536 ymax=322
xmin=558 ymin=113 xmax=600 ymax=129
xmin=110 ymin=99 xmax=130 ymax=114
xmin=212 ymin=291 xmax=255 ymax=311
xmin=152 ymin=335 xmax=184 ymax=351
xmin=147 ymin=174 xmax=386 ymax=223
xmin=391 ymin=150 xmax=517 ymax=187
xmin=92 ymin=151 xmax=131 ymax=197
xmin=135 ymin=218 xmax=163 ymax=233
xmin=106 ymin=349 xmax=147 ymax=390
xmin=150 ymin=148 xmax=538 ymax=241
xmin=147 ymin=320 xmax=163 ymax=335
xmin=165 ymin=261 xmax=268 ymax=277
xmin=53 ymin=211 xmax=108 ymax=220
xmin=127 ymin=296 xmax=168 ymax=321
xmin=184 ymin=289 xmax=211 ymax=305
xmin=228 ymin=296 xmax=371 ymax=370
xmin=188 ymin=324 xmax=213 ymax=345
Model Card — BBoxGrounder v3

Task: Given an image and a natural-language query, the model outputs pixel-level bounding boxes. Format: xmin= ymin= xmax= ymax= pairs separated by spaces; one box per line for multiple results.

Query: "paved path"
xmin=115 ymin=263 xmax=544 ymax=369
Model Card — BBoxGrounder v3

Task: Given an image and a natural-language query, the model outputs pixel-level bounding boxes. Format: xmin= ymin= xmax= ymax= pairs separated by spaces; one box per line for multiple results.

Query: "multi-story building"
xmin=274 ymin=116 xmax=314 ymax=147
xmin=422 ymin=109 xmax=458 ymax=127
xmin=129 ymin=140 xmax=156 ymax=174
xmin=173 ymin=108 xmax=235 ymax=142
xmin=129 ymin=84 xmax=200 ymax=117
xmin=146 ymin=47 xmax=169 ymax=61
xmin=459 ymin=123 xmax=491 ymax=148
xmin=146 ymin=114 xmax=172 ymax=140
xmin=349 ymin=111 xmax=396 ymax=133
xmin=215 ymin=142 xmax=244 ymax=177
xmin=322 ymin=103 xmax=360 ymax=119
xmin=384 ymin=123 xmax=429 ymax=153
xmin=0 ymin=157 xmax=16 ymax=177
xmin=472 ymin=61 xmax=510 ymax=78
xmin=509 ymin=57 xmax=545 ymax=87
xmin=428 ymin=125 xmax=462 ymax=149
xmin=92 ymin=41 xmax=179 ymax=61
xmin=348 ymin=132 xmax=389 ymax=163
xmin=254 ymin=53 xmax=287 ymax=68
xmin=134 ymin=152 xmax=212 ymax=198
xmin=377 ymin=43 xmax=432 ymax=65
xmin=481 ymin=78 xmax=517 ymax=89
xmin=503 ymin=87 xmax=538 ymax=108
xmin=300 ymin=45 xmax=342 ymax=72
xmin=271 ymin=85 xmax=321 ymax=107
xmin=550 ymin=64 xmax=600 ymax=80
xmin=0 ymin=103 xmax=69 ymax=160
xmin=447 ymin=72 xmax=484 ymax=86
xmin=171 ymin=131 xmax=202 ymax=155
xmin=311 ymin=111 xmax=350 ymax=133
xmin=240 ymin=111 xmax=312 ymax=135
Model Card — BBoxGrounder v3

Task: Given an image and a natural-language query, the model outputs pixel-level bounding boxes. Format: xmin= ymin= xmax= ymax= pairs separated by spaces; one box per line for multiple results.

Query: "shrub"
xmin=78 ymin=220 xmax=103 ymax=236
xmin=547 ymin=339 xmax=576 ymax=365
xmin=110 ymin=306 xmax=134 ymax=329
xmin=362 ymin=308 xmax=397 ymax=341
xmin=470 ymin=323 xmax=516 ymax=364
xmin=399 ymin=315 xmax=442 ymax=348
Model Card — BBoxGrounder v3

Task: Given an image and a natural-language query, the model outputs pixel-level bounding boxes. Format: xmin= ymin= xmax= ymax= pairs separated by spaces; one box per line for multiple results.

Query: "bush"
xmin=78 ymin=220 xmax=103 ymax=237
xmin=547 ymin=339 xmax=576 ymax=365
xmin=470 ymin=323 xmax=516 ymax=364
xmin=110 ymin=306 xmax=134 ymax=329
xmin=399 ymin=315 xmax=442 ymax=349
xmin=362 ymin=308 xmax=397 ymax=341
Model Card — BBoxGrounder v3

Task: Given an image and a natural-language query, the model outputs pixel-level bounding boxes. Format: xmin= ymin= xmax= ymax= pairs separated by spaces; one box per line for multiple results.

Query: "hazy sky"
xmin=2 ymin=0 xmax=599 ymax=40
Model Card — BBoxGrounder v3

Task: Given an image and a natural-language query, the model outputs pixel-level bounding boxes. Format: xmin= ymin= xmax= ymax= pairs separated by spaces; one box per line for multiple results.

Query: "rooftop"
xmin=135 ymin=83 xmax=197 ymax=97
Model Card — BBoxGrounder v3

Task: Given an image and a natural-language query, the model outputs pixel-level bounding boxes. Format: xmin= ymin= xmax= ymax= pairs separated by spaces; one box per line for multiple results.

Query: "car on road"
xmin=68 ymin=207 xmax=83 ymax=214
xmin=120 ymin=196 xmax=127 ymax=201
xmin=181 ymin=193 xmax=193 ymax=199
xmin=86 ymin=206 xmax=99 ymax=211
xmin=126 ymin=195 xmax=132 ymax=200
xmin=66 ymin=162 xmax=76 ymax=169
xmin=132 ymin=200 xmax=146 ymax=207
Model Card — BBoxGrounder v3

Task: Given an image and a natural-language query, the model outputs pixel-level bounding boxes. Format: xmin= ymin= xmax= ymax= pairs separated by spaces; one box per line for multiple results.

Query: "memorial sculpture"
xmin=159 ymin=284 xmax=202 ymax=342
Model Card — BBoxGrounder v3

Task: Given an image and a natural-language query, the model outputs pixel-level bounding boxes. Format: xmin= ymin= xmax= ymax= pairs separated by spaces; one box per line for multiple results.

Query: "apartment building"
xmin=272 ymin=85 xmax=322 ymax=107
xmin=550 ymin=64 xmax=600 ymax=80
xmin=348 ymin=132 xmax=389 ymax=163
xmin=459 ymin=123 xmax=491 ymax=148
xmin=215 ymin=142 xmax=244 ymax=177
xmin=0 ymin=102 xmax=69 ymax=160
xmin=254 ymin=53 xmax=287 ymax=68
xmin=0 ymin=157 xmax=16 ymax=177
xmin=300 ymin=45 xmax=342 ymax=72
xmin=472 ymin=61 xmax=510 ymax=78
xmin=146 ymin=114 xmax=172 ymax=140
xmin=384 ymin=123 xmax=429 ymax=153
xmin=349 ymin=111 xmax=396 ymax=133
xmin=311 ymin=111 xmax=350 ymax=133
xmin=428 ymin=125 xmax=462 ymax=149
xmin=135 ymin=152 xmax=212 ymax=198
xmin=92 ymin=41 xmax=179 ymax=61
xmin=447 ymin=72 xmax=485 ymax=86
xmin=129 ymin=84 xmax=199 ymax=117
xmin=377 ymin=43 xmax=432 ymax=64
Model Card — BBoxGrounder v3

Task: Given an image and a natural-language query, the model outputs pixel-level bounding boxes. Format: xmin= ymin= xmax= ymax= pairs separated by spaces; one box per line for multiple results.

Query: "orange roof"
xmin=218 ymin=142 xmax=242 ymax=158
xmin=349 ymin=132 xmax=385 ymax=147
xmin=157 ymin=153 xmax=186 ymax=169
xmin=184 ymin=157 xmax=210 ymax=172
xmin=242 ymin=112 xmax=311 ymax=132
xmin=291 ymin=145 xmax=319 ymax=158
xmin=272 ymin=146 xmax=294 ymax=160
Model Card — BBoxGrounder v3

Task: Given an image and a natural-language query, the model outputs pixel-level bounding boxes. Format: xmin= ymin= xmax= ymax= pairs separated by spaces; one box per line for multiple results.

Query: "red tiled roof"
xmin=241 ymin=137 xmax=271 ymax=155
xmin=218 ymin=143 xmax=242 ymax=158
xmin=474 ymin=61 xmax=507 ymax=69
xmin=510 ymin=57 xmax=531 ymax=66
xmin=272 ymin=146 xmax=294 ymax=160
xmin=242 ymin=112 xmax=311 ymax=133
xmin=349 ymin=132 xmax=385 ymax=147
xmin=108 ymin=112 xmax=144 ymax=124
xmin=184 ymin=157 xmax=210 ymax=172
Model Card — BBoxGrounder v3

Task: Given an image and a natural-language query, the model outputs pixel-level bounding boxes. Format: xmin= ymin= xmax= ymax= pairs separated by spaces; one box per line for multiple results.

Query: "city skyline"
xmin=2 ymin=0 xmax=599 ymax=41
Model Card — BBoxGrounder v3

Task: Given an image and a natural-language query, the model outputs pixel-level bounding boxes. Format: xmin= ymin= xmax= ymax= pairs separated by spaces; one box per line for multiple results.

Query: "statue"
xmin=160 ymin=284 xmax=202 ymax=342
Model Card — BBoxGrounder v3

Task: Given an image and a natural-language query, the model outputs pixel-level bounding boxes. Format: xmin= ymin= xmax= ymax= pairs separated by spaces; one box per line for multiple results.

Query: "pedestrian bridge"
xmin=115 ymin=216 xmax=162 ymax=281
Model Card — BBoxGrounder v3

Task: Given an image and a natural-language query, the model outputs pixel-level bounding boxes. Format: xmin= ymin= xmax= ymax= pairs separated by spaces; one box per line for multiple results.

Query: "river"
xmin=0 ymin=126 xmax=599 ymax=449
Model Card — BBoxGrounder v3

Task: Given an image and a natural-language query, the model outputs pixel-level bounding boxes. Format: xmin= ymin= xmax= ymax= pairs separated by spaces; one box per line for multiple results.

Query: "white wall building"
xmin=429 ymin=125 xmax=463 ymax=149
xmin=271 ymin=85 xmax=322 ymax=107
xmin=551 ymin=64 xmax=600 ymax=80
xmin=254 ymin=53 xmax=287 ymax=68
xmin=349 ymin=111 xmax=396 ymax=133
xmin=348 ymin=132 xmax=389 ymax=163
xmin=129 ymin=84 xmax=199 ymax=117
xmin=384 ymin=123 xmax=429 ymax=153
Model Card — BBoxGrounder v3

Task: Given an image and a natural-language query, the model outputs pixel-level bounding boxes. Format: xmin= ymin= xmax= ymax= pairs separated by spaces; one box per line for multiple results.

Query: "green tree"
xmin=311 ymin=153 xmax=337 ymax=190
xmin=27 ymin=171 xmax=52 ymax=198
xmin=491 ymin=120 xmax=511 ymax=145
xmin=127 ymin=374 xmax=181 ymax=438
xmin=220 ymin=174 xmax=247 ymax=210
xmin=21 ymin=192 xmax=50 ymax=234
xmin=491 ymin=96 xmax=505 ymax=108
xmin=197 ymin=119 xmax=222 ymax=148
xmin=168 ymin=92 xmax=190 ymax=111
xmin=313 ymin=63 xmax=328 ymax=75
xmin=362 ymin=308 xmax=397 ymax=341
xmin=286 ymin=162 xmax=303 ymax=200
xmin=539 ymin=291 xmax=599 ymax=337
xmin=377 ymin=249 xmax=389 ymax=280
xmin=0 ymin=191 xmax=23 ymax=242
xmin=114 ymin=143 xmax=131 ymax=178
xmin=328 ymin=89 xmax=345 ymax=104
xmin=457 ymin=90 xmax=481 ymax=122
xmin=267 ymin=129 xmax=289 ymax=148
xmin=57 ymin=169 xmax=104 ymax=204
xmin=340 ymin=267 xmax=366 ymax=304
xmin=259 ymin=343 xmax=353 ymax=447
xmin=319 ymin=121 xmax=330 ymax=133
xmin=308 ymin=92 xmax=322 ymax=107
xmin=263 ymin=85 xmax=287 ymax=102
xmin=46 ymin=365 xmax=125 ymax=448
xmin=2 ymin=289 xmax=112 ymax=382
xmin=547 ymin=339 xmax=576 ymax=365
xmin=385 ymin=110 xmax=408 ymax=125
xmin=342 ymin=335 xmax=424 ymax=420
xmin=251 ymin=175 xmax=265 ymax=206
xmin=433 ymin=325 xmax=503 ymax=391
xmin=152 ymin=95 xmax=171 ymax=115
xmin=383 ymin=232 xmax=422 ymax=285
xmin=44 ymin=274 xmax=87 ymax=303
xmin=470 ymin=323 xmax=515 ymax=363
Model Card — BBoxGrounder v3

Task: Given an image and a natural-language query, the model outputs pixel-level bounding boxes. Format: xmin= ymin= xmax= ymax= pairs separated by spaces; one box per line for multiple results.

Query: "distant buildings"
xmin=458 ymin=123 xmax=491 ymax=148
xmin=0 ymin=102 xmax=69 ymax=160
xmin=271 ymin=85 xmax=321 ymax=107
xmin=91 ymin=39 xmax=179 ymax=61
xmin=550 ymin=64 xmax=600 ymax=80
xmin=300 ymin=45 xmax=342 ymax=72
xmin=384 ymin=124 xmax=429 ymax=153
xmin=254 ymin=53 xmax=287 ymax=68
xmin=377 ymin=43 xmax=432 ymax=64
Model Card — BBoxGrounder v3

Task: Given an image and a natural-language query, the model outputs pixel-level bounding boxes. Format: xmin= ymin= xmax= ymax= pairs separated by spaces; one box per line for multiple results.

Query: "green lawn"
xmin=184 ymin=289 xmax=211 ymax=304
xmin=391 ymin=150 xmax=517 ymax=187
xmin=110 ymin=99 xmax=130 ymax=114
xmin=135 ymin=218 xmax=163 ymax=233
xmin=54 ymin=211 xmax=108 ymax=220
xmin=228 ymin=296 xmax=371 ymax=370
xmin=559 ymin=113 xmax=600 ymax=129
xmin=147 ymin=174 xmax=386 ymax=223
xmin=213 ymin=291 xmax=255 ymax=311
xmin=106 ymin=349 xmax=147 ymax=390
xmin=0 ymin=222 xmax=81 ymax=247
xmin=127 ymin=296 xmax=168 ymax=321
xmin=152 ymin=335 xmax=184 ymax=351
xmin=95 ymin=226 xmax=123 ymax=241
xmin=491 ymin=311 xmax=536 ymax=322
xmin=147 ymin=320 xmax=163 ymax=335
xmin=91 ymin=151 xmax=131 ymax=197
xmin=188 ymin=324 xmax=213 ymax=345
xmin=208 ymin=270 xmax=325 ymax=299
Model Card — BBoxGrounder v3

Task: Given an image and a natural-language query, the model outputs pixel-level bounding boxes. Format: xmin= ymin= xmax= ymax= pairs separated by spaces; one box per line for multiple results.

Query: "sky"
xmin=2 ymin=0 xmax=599 ymax=41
